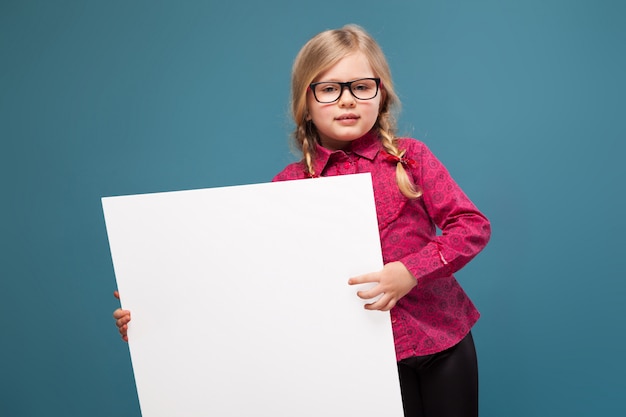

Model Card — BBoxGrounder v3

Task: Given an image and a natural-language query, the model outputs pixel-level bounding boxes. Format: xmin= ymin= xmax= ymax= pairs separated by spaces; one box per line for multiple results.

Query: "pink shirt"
xmin=273 ymin=132 xmax=491 ymax=360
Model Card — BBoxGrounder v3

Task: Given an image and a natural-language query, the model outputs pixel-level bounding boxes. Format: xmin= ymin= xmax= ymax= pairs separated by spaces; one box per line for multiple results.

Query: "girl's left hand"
xmin=348 ymin=261 xmax=417 ymax=311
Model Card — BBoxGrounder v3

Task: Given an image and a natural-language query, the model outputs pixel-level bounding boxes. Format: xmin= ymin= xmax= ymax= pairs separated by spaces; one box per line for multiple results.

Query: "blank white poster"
xmin=102 ymin=173 xmax=403 ymax=417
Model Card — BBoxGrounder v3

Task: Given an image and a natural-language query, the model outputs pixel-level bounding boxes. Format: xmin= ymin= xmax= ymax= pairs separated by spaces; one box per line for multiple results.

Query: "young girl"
xmin=114 ymin=24 xmax=490 ymax=417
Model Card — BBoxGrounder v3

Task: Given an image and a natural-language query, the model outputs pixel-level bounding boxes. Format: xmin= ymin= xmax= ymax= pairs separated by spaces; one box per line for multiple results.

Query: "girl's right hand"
xmin=113 ymin=290 xmax=131 ymax=342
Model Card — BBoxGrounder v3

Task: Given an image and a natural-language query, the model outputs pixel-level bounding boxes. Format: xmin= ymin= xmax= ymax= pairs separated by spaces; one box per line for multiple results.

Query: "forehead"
xmin=314 ymin=51 xmax=375 ymax=82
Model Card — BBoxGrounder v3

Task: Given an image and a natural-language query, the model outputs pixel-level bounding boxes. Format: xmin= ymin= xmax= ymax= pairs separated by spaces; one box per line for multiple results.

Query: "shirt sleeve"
xmin=400 ymin=141 xmax=491 ymax=282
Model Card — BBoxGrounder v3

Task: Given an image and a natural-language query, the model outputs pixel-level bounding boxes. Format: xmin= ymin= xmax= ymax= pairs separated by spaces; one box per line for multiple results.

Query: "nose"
xmin=338 ymin=86 xmax=356 ymax=107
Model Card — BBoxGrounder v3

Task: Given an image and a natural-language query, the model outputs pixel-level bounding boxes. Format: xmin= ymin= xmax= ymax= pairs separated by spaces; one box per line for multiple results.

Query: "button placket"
xmin=343 ymin=152 xmax=356 ymax=174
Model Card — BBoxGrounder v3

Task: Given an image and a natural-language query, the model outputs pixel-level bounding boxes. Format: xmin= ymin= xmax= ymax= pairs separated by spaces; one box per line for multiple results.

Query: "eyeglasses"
xmin=309 ymin=77 xmax=381 ymax=103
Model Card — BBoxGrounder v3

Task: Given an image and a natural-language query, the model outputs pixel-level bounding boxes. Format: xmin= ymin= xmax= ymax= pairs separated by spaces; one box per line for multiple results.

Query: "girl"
xmin=114 ymin=24 xmax=490 ymax=417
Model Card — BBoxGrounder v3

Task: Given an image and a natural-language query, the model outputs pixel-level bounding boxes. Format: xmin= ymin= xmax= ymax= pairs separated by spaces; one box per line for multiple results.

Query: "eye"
xmin=352 ymin=79 xmax=377 ymax=91
xmin=353 ymin=83 xmax=371 ymax=91
xmin=319 ymin=84 xmax=339 ymax=93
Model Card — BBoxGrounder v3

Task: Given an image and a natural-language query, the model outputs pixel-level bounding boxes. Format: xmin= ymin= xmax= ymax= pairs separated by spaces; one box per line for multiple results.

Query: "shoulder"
xmin=272 ymin=161 xmax=307 ymax=182
xmin=396 ymin=137 xmax=428 ymax=154
xmin=396 ymin=138 xmax=435 ymax=162
xmin=395 ymin=138 xmax=452 ymax=178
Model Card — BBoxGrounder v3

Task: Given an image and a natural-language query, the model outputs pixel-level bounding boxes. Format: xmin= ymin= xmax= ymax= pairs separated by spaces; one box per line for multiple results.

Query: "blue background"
xmin=1 ymin=0 xmax=624 ymax=416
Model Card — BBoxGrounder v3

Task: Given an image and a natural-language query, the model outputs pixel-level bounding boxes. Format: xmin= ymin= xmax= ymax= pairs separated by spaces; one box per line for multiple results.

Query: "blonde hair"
xmin=291 ymin=24 xmax=421 ymax=199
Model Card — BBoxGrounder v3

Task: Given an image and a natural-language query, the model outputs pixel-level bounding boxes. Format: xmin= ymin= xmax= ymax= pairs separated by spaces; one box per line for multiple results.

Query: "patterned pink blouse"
xmin=273 ymin=132 xmax=491 ymax=360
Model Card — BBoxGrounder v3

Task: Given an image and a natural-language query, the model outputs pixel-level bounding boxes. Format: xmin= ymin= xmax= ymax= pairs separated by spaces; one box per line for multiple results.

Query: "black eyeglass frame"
xmin=309 ymin=77 xmax=381 ymax=103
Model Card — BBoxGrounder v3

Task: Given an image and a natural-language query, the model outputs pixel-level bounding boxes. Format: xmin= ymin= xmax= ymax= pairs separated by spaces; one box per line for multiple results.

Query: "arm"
xmin=400 ymin=141 xmax=491 ymax=283
xmin=349 ymin=141 xmax=490 ymax=310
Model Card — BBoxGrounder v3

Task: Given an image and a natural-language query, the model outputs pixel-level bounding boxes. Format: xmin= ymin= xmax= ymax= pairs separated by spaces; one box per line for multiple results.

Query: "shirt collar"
xmin=311 ymin=131 xmax=381 ymax=176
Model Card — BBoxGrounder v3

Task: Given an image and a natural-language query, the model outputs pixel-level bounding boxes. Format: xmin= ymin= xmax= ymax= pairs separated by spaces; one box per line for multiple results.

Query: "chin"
xmin=336 ymin=130 xmax=368 ymax=140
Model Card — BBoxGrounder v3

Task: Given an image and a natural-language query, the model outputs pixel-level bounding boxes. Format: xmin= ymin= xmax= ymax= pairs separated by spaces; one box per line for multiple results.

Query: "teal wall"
xmin=1 ymin=1 xmax=624 ymax=416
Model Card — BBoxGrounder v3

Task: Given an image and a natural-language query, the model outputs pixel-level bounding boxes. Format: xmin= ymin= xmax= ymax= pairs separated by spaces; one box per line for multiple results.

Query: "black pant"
xmin=397 ymin=332 xmax=479 ymax=417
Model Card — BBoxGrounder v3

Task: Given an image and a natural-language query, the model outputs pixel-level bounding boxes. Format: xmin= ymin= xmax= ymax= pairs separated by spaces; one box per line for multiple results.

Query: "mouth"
xmin=335 ymin=113 xmax=359 ymax=121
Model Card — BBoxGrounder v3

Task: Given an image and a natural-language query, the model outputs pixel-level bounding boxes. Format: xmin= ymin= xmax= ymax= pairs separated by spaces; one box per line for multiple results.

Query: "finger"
xmin=379 ymin=298 xmax=398 ymax=311
xmin=348 ymin=273 xmax=379 ymax=285
xmin=115 ymin=312 xmax=131 ymax=324
xmin=112 ymin=308 xmax=130 ymax=319
xmin=114 ymin=314 xmax=131 ymax=329
xmin=364 ymin=295 xmax=398 ymax=311
xmin=116 ymin=316 xmax=130 ymax=328
xmin=356 ymin=285 xmax=383 ymax=300
xmin=364 ymin=297 xmax=386 ymax=311
xmin=119 ymin=325 xmax=129 ymax=342
xmin=113 ymin=290 xmax=120 ymax=300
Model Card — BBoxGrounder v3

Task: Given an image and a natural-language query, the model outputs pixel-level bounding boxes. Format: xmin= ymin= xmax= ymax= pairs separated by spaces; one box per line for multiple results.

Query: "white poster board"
xmin=102 ymin=173 xmax=403 ymax=417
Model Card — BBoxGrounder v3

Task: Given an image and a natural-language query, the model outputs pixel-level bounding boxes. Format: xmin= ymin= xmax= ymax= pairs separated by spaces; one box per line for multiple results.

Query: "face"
xmin=307 ymin=52 xmax=381 ymax=151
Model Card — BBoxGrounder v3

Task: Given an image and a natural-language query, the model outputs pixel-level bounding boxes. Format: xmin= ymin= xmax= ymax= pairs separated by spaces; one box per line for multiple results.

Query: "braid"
xmin=377 ymin=115 xmax=422 ymax=199
xmin=301 ymin=136 xmax=316 ymax=178
xmin=294 ymin=120 xmax=318 ymax=178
